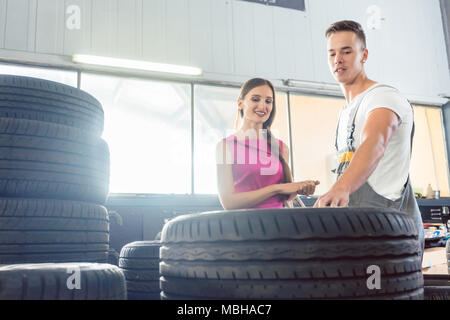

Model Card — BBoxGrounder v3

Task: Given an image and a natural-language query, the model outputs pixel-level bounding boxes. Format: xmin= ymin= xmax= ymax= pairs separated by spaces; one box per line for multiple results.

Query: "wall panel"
xmin=27 ymin=0 xmax=37 ymax=52
xmin=232 ymin=0 xmax=256 ymax=76
xmin=253 ymin=4 xmax=275 ymax=78
xmin=142 ymin=0 xmax=166 ymax=63
xmin=189 ymin=0 xmax=213 ymax=71
xmin=4 ymin=0 xmax=30 ymax=51
xmin=272 ymin=7 xmax=296 ymax=79
xmin=0 ymin=0 xmax=448 ymax=100
xmin=116 ymin=0 xmax=138 ymax=58
xmin=166 ymin=0 xmax=190 ymax=65
xmin=291 ymin=9 xmax=314 ymax=81
xmin=210 ymin=0 xmax=234 ymax=74
xmin=35 ymin=0 xmax=64 ymax=54
xmin=0 ymin=0 xmax=6 ymax=48
xmin=91 ymin=0 xmax=113 ymax=56
xmin=63 ymin=0 xmax=92 ymax=56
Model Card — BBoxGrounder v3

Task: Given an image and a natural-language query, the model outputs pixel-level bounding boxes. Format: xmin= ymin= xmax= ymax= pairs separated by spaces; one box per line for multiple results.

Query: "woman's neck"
xmin=236 ymin=122 xmax=267 ymax=140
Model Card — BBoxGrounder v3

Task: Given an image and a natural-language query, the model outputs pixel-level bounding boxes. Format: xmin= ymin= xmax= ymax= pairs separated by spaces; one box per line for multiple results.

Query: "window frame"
xmin=0 ymin=61 xmax=448 ymax=197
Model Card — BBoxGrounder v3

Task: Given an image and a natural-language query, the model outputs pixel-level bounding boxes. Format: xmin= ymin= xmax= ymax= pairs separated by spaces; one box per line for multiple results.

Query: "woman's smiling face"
xmin=238 ymin=84 xmax=274 ymax=126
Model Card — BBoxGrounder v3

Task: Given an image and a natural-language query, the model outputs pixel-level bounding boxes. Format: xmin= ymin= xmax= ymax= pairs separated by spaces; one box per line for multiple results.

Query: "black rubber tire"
xmin=161 ymin=273 xmax=423 ymax=300
xmin=129 ymin=291 xmax=161 ymax=300
xmin=119 ymin=241 xmax=161 ymax=259
xmin=0 ymin=118 xmax=109 ymax=203
xmin=160 ymin=288 xmax=424 ymax=300
xmin=0 ymin=251 xmax=108 ymax=264
xmin=0 ymin=263 xmax=126 ymax=300
xmin=126 ymin=280 xmax=160 ymax=293
xmin=118 ymin=257 xmax=159 ymax=270
xmin=423 ymin=274 xmax=450 ymax=300
xmin=108 ymin=248 xmax=119 ymax=266
xmin=119 ymin=241 xmax=161 ymax=300
xmin=160 ymin=207 xmax=423 ymax=300
xmin=0 ymin=119 xmax=109 ymax=175
xmin=424 ymin=286 xmax=450 ymax=300
xmin=160 ymin=256 xmax=422 ymax=280
xmin=446 ymin=239 xmax=449 ymax=274
xmin=0 ymin=75 xmax=104 ymax=136
xmin=121 ymin=269 xmax=160 ymax=281
xmin=0 ymin=198 xmax=109 ymax=264
xmin=423 ymin=274 xmax=450 ymax=287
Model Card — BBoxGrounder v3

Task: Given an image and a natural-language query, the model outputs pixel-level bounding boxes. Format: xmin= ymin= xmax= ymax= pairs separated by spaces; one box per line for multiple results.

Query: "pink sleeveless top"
xmin=224 ymin=135 xmax=285 ymax=209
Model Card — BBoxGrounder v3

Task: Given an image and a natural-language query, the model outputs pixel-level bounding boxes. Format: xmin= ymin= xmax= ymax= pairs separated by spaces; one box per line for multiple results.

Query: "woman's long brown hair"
xmin=236 ymin=78 xmax=293 ymax=188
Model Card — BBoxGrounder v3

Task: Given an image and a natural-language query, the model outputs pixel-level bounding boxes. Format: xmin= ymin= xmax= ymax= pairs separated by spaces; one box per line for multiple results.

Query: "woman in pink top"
xmin=216 ymin=78 xmax=319 ymax=209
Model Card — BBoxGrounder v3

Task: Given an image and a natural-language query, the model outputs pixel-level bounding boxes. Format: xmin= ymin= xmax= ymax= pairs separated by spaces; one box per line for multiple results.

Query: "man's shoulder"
xmin=358 ymin=83 xmax=412 ymax=122
xmin=363 ymin=83 xmax=411 ymax=109
xmin=368 ymin=82 xmax=401 ymax=95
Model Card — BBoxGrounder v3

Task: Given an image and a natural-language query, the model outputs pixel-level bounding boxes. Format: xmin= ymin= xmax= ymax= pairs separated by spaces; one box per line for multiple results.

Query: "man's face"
xmin=327 ymin=31 xmax=368 ymax=85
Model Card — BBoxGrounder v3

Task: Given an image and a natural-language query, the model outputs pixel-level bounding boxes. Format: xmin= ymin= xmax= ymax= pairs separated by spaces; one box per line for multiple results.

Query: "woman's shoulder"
xmin=279 ymin=139 xmax=288 ymax=149
xmin=276 ymin=138 xmax=289 ymax=159
xmin=216 ymin=135 xmax=236 ymax=164
xmin=216 ymin=135 xmax=235 ymax=150
xmin=217 ymin=135 xmax=235 ymax=145
xmin=270 ymin=136 xmax=287 ymax=149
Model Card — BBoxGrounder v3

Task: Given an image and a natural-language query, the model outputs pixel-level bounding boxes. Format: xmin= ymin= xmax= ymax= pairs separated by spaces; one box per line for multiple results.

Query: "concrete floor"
xmin=422 ymin=246 xmax=449 ymax=275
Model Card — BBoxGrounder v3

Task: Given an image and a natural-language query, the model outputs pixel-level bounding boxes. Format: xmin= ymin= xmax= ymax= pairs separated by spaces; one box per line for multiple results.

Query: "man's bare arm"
xmin=314 ymin=108 xmax=400 ymax=207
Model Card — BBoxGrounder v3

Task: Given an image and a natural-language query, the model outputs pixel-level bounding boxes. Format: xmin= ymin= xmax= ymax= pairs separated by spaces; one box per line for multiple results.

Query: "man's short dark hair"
xmin=325 ymin=20 xmax=367 ymax=49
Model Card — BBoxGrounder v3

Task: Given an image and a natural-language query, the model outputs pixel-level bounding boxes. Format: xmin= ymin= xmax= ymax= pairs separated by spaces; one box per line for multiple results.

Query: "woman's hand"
xmin=297 ymin=180 xmax=320 ymax=196
xmin=278 ymin=180 xmax=320 ymax=196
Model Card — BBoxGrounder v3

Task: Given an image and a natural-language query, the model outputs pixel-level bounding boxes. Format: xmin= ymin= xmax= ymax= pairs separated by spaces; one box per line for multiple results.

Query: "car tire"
xmin=0 ymin=198 xmax=109 ymax=264
xmin=0 ymin=262 xmax=126 ymax=300
xmin=160 ymin=207 xmax=424 ymax=300
xmin=0 ymin=75 xmax=104 ymax=136
xmin=424 ymin=286 xmax=450 ymax=300
xmin=119 ymin=241 xmax=161 ymax=300
xmin=446 ymin=239 xmax=449 ymax=274
xmin=0 ymin=117 xmax=109 ymax=204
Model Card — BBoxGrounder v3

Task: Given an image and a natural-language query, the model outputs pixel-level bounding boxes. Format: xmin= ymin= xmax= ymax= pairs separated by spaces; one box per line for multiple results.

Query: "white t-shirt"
xmin=336 ymin=83 xmax=413 ymax=200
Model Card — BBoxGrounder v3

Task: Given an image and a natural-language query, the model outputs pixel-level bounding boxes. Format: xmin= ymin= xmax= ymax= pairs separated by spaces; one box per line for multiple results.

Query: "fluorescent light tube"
xmin=72 ymin=54 xmax=202 ymax=76
xmin=284 ymin=79 xmax=340 ymax=92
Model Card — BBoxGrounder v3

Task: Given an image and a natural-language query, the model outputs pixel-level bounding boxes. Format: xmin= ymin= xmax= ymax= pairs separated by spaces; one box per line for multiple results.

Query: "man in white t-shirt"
xmin=314 ymin=20 xmax=424 ymax=255
xmin=335 ymin=85 xmax=413 ymax=200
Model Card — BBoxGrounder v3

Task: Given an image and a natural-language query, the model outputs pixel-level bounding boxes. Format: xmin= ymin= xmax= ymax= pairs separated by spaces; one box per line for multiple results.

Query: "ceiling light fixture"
xmin=72 ymin=54 xmax=203 ymax=76
xmin=284 ymin=79 xmax=341 ymax=92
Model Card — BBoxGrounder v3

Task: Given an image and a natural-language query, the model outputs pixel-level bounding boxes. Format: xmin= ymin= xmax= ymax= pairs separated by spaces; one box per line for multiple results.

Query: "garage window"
xmin=411 ymin=105 xmax=450 ymax=197
xmin=289 ymin=94 xmax=450 ymax=197
xmin=81 ymin=73 xmax=191 ymax=194
xmin=289 ymin=94 xmax=344 ymax=195
xmin=0 ymin=63 xmax=77 ymax=87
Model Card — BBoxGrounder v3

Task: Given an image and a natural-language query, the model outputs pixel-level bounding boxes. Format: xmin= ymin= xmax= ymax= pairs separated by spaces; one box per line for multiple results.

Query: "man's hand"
xmin=313 ymin=184 xmax=350 ymax=207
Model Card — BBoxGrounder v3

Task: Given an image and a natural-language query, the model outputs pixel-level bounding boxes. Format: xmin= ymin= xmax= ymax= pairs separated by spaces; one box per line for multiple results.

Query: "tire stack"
xmin=0 ymin=75 xmax=124 ymax=299
xmin=0 ymin=262 xmax=126 ymax=300
xmin=0 ymin=74 xmax=110 ymax=264
xmin=160 ymin=207 xmax=424 ymax=300
xmin=119 ymin=241 xmax=161 ymax=300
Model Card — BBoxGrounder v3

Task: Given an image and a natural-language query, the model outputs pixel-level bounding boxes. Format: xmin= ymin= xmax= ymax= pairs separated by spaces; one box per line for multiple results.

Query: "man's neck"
xmin=341 ymin=74 xmax=377 ymax=104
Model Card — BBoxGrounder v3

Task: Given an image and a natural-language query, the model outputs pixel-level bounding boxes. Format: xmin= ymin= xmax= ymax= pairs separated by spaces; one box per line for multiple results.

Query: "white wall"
xmin=0 ymin=0 xmax=449 ymax=99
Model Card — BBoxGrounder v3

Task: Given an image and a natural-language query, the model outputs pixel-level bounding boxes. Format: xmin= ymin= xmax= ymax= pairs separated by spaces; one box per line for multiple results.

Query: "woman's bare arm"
xmin=216 ymin=140 xmax=280 ymax=210
xmin=216 ymin=140 xmax=318 ymax=209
